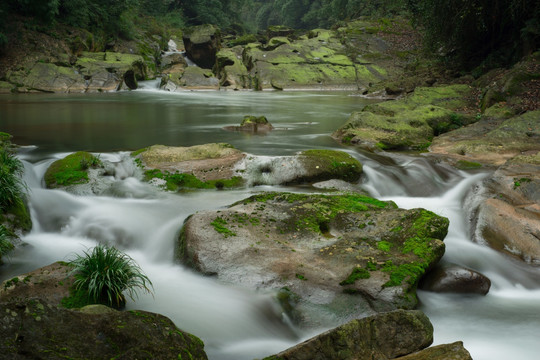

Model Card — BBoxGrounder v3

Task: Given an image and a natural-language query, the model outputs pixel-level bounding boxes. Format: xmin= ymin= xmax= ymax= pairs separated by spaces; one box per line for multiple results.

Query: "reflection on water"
xmin=0 ymin=90 xmax=373 ymax=156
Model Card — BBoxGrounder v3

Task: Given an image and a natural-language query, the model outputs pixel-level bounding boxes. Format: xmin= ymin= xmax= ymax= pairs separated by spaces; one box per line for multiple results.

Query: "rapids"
xmin=1 ymin=89 xmax=539 ymax=359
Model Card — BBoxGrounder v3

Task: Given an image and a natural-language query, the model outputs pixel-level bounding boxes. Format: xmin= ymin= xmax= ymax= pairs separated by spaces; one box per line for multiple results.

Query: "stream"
xmin=1 ymin=89 xmax=539 ymax=359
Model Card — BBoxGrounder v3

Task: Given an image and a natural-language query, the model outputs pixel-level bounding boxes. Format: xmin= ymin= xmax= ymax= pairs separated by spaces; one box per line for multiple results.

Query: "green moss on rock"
xmin=299 ymin=149 xmax=363 ymax=183
xmin=44 ymin=151 xmax=101 ymax=188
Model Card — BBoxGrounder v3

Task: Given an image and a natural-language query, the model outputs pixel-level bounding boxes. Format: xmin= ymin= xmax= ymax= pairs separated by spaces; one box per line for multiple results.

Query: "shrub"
xmin=69 ymin=244 xmax=153 ymax=309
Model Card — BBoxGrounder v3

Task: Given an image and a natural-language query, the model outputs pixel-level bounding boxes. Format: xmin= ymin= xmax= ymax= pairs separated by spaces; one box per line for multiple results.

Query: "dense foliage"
xmin=0 ymin=0 xmax=538 ymax=70
xmin=407 ymin=0 xmax=540 ymax=69
xmin=69 ymin=244 xmax=153 ymax=308
xmin=0 ymin=133 xmax=26 ymax=260
xmin=253 ymin=0 xmax=407 ymax=30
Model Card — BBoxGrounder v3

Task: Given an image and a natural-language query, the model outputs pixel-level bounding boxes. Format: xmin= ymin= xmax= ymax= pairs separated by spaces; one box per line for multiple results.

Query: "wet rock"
xmin=333 ymin=85 xmax=474 ymax=151
xmin=396 ymin=341 xmax=472 ymax=360
xmin=419 ymin=263 xmax=491 ymax=295
xmin=471 ymin=156 xmax=540 ymax=264
xmin=236 ymin=149 xmax=363 ymax=186
xmin=0 ymin=298 xmax=208 ymax=360
xmin=179 ymin=192 xmax=448 ymax=323
xmin=263 ymin=310 xmax=434 ymax=360
xmin=183 ymin=24 xmax=221 ymax=69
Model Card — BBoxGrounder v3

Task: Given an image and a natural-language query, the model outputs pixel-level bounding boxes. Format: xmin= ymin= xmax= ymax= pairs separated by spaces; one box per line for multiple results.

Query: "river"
xmin=1 ymin=89 xmax=539 ymax=359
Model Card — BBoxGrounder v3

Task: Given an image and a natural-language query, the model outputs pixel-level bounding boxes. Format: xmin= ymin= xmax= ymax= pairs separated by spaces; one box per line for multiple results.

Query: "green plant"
xmin=0 ymin=147 xmax=26 ymax=212
xmin=69 ymin=244 xmax=153 ymax=308
xmin=0 ymin=225 xmax=15 ymax=260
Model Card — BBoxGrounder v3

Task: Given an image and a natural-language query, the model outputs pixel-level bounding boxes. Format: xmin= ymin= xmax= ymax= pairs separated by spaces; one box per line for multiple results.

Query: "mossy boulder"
xmin=264 ymin=310 xmax=435 ymax=360
xmin=333 ymin=85 xmax=474 ymax=151
xmin=0 ymin=298 xmax=208 ymax=359
xmin=75 ymin=52 xmax=147 ymax=91
xmin=183 ymin=24 xmax=221 ymax=69
xmin=430 ymin=110 xmax=540 ymax=166
xmin=167 ymin=66 xmax=220 ymax=90
xmin=6 ymin=52 xmax=147 ymax=93
xmin=44 ymin=151 xmax=102 ymax=189
xmin=215 ymin=47 xmax=250 ymax=89
xmin=178 ymin=192 xmax=448 ymax=323
xmin=7 ymin=62 xmax=86 ymax=93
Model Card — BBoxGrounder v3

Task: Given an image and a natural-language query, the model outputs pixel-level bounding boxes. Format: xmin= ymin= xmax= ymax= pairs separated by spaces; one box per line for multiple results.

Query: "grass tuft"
xmin=68 ymin=244 xmax=153 ymax=308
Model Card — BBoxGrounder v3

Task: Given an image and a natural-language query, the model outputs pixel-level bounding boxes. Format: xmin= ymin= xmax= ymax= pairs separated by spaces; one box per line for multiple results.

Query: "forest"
xmin=0 ymin=0 xmax=539 ymax=70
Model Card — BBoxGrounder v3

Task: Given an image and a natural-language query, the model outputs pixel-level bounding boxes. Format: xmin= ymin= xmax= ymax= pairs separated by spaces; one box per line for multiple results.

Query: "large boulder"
xmin=263 ymin=310 xmax=434 ymax=360
xmin=215 ymin=47 xmax=250 ymax=89
xmin=0 ymin=261 xmax=208 ymax=359
xmin=0 ymin=298 xmax=208 ymax=360
xmin=178 ymin=192 xmax=448 ymax=323
xmin=183 ymin=24 xmax=221 ymax=69
xmin=333 ymin=85 xmax=475 ymax=151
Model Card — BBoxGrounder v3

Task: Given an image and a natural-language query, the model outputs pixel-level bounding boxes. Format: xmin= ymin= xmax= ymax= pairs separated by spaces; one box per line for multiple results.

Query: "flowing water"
xmin=1 ymin=90 xmax=539 ymax=359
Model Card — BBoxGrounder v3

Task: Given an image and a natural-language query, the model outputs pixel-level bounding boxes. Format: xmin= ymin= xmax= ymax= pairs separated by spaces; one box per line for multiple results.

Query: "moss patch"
xmin=44 ymin=151 xmax=101 ymax=188
xmin=299 ymin=149 xmax=363 ymax=183
xmin=144 ymin=169 xmax=244 ymax=191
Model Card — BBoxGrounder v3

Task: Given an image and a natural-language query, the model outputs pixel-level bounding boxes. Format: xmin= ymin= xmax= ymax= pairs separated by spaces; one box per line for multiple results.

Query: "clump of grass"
xmin=68 ymin=244 xmax=153 ymax=309
xmin=0 ymin=145 xmax=26 ymax=212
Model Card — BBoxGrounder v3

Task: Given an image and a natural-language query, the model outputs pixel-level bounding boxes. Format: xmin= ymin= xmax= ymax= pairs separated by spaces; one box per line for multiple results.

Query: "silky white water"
xmin=2 ymin=90 xmax=540 ymax=359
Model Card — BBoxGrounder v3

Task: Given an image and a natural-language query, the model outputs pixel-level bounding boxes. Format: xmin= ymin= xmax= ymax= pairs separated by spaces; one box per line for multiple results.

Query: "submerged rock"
xmin=178 ymin=192 xmax=448 ymax=323
xmin=263 ymin=310 xmax=434 ymax=360
xmin=223 ymin=115 xmax=274 ymax=133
